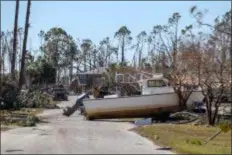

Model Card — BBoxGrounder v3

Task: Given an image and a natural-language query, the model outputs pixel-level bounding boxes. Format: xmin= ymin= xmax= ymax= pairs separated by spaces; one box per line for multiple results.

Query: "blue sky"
xmin=1 ymin=1 xmax=231 ymax=61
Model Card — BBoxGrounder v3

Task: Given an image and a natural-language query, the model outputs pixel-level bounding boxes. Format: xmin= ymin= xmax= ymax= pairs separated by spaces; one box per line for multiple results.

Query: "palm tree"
xmin=136 ymin=31 xmax=147 ymax=68
xmin=19 ymin=0 xmax=31 ymax=89
xmin=114 ymin=26 xmax=132 ymax=66
xmin=168 ymin=12 xmax=181 ymax=69
xmin=80 ymin=39 xmax=92 ymax=72
xmin=11 ymin=0 xmax=20 ymax=77
xmin=38 ymin=30 xmax=45 ymax=48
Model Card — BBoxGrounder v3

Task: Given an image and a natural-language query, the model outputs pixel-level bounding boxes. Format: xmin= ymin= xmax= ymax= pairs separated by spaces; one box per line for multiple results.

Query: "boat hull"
xmin=83 ymin=91 xmax=204 ymax=120
xmin=83 ymin=93 xmax=180 ymax=119
xmin=186 ymin=91 xmax=205 ymax=110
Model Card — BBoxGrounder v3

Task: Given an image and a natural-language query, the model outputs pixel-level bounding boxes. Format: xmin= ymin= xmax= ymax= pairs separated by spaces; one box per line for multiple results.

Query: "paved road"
xmin=1 ymin=96 xmax=174 ymax=154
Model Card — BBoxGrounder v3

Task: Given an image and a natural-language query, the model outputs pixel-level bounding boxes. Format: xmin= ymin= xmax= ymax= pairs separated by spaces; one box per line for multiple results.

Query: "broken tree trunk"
xmin=204 ymin=130 xmax=222 ymax=145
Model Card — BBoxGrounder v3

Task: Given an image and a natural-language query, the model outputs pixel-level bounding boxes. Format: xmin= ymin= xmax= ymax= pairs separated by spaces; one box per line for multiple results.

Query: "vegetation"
xmin=18 ymin=87 xmax=57 ymax=108
xmin=190 ymin=6 xmax=231 ymax=125
xmin=17 ymin=114 xmax=40 ymax=127
xmin=133 ymin=124 xmax=231 ymax=154
xmin=114 ymin=26 xmax=132 ymax=66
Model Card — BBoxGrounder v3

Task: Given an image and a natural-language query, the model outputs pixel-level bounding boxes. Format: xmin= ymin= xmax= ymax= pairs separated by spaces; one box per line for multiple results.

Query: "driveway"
xmin=1 ymin=96 xmax=174 ymax=154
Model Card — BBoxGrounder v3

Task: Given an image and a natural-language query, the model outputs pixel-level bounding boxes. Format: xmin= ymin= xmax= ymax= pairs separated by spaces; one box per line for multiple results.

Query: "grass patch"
xmin=133 ymin=124 xmax=231 ymax=154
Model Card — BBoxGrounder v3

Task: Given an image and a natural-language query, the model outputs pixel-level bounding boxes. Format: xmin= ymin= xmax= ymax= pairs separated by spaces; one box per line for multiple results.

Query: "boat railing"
xmin=115 ymin=73 xmax=124 ymax=83
xmin=115 ymin=71 xmax=154 ymax=84
xmin=125 ymin=73 xmax=138 ymax=83
xmin=128 ymin=83 xmax=141 ymax=92
xmin=137 ymin=73 xmax=152 ymax=80
xmin=138 ymin=71 xmax=154 ymax=78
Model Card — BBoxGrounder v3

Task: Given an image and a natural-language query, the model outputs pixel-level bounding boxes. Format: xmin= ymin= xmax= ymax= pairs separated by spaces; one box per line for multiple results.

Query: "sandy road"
xmin=1 ymin=96 xmax=174 ymax=154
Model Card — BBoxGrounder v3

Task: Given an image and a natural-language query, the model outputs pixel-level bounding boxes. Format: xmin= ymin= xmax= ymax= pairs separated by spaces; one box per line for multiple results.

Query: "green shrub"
xmin=0 ymin=78 xmax=20 ymax=110
xmin=27 ymin=114 xmax=40 ymax=123
xmin=1 ymin=77 xmax=53 ymax=110
xmin=218 ymin=121 xmax=231 ymax=133
xmin=17 ymin=115 xmax=39 ymax=127
xmin=17 ymin=120 xmax=35 ymax=127
xmin=186 ymin=138 xmax=202 ymax=145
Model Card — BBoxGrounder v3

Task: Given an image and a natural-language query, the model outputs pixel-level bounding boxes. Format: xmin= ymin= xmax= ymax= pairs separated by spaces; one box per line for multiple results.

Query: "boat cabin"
xmin=139 ymin=74 xmax=174 ymax=95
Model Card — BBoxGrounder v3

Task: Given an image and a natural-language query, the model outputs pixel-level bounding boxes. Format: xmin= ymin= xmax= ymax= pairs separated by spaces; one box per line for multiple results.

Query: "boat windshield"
xmin=147 ymin=80 xmax=167 ymax=87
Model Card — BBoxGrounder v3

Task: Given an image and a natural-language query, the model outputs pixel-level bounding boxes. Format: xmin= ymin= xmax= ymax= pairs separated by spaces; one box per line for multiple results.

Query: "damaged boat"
xmin=63 ymin=74 xmax=204 ymax=120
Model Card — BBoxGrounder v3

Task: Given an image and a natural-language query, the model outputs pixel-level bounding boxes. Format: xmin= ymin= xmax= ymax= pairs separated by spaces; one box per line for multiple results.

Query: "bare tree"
xmin=189 ymin=6 xmax=231 ymax=125
xmin=199 ymin=44 xmax=230 ymax=125
xmin=98 ymin=37 xmax=118 ymax=67
xmin=0 ymin=32 xmax=4 ymax=85
xmin=17 ymin=27 xmax=23 ymax=71
xmin=11 ymin=0 xmax=20 ymax=77
xmin=137 ymin=31 xmax=147 ymax=68
xmin=19 ymin=0 xmax=31 ymax=89
xmin=0 ymin=32 xmax=11 ymax=77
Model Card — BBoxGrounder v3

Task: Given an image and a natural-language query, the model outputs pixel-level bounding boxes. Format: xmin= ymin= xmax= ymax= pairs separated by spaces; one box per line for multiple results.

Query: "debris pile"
xmin=169 ymin=111 xmax=199 ymax=124
xmin=134 ymin=118 xmax=152 ymax=126
xmin=18 ymin=88 xmax=59 ymax=109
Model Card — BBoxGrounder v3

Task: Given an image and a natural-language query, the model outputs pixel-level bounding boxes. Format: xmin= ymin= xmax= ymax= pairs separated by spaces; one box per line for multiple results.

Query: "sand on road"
xmin=1 ymin=96 xmax=174 ymax=154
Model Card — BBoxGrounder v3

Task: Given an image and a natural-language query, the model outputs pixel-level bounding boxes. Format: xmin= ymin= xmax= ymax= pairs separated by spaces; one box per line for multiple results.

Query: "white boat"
xmin=82 ymin=74 xmax=204 ymax=120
